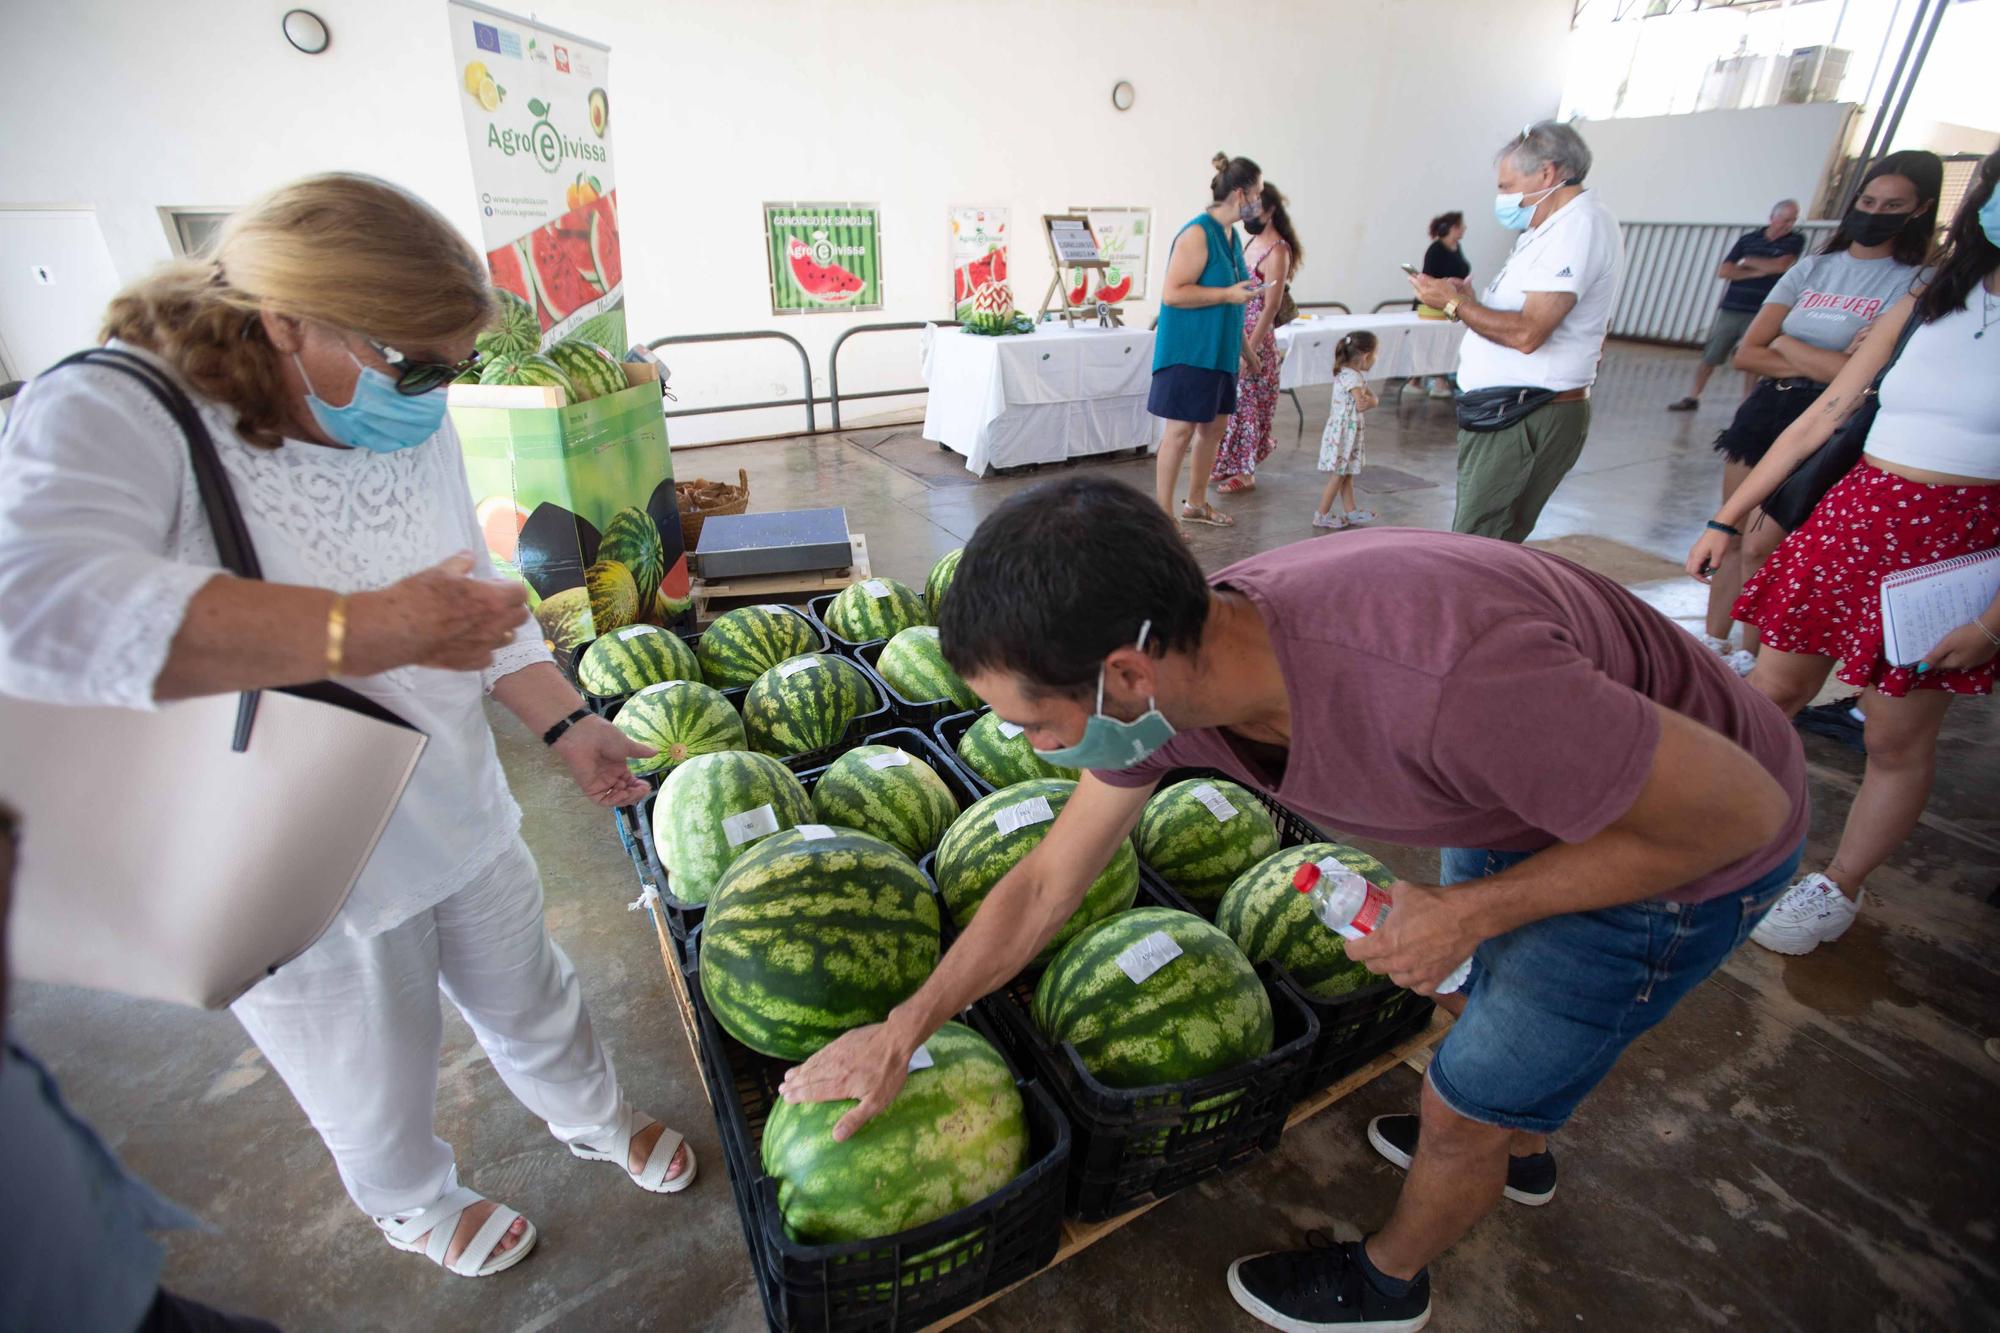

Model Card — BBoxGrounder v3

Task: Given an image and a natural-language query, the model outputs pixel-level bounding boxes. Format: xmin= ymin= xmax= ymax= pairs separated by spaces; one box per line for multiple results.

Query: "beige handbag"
xmin=0 ymin=349 xmax=427 ymax=1008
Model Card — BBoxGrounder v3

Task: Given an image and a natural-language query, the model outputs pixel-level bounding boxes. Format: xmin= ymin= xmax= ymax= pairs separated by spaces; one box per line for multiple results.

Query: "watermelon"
xmin=1134 ymin=779 xmax=1282 ymax=910
xmin=965 ymin=281 xmax=1015 ymax=333
xmin=527 ymin=219 xmax=600 ymax=321
xmin=743 ymin=654 xmax=877 ymax=758
xmin=477 ymin=289 xmax=540 ymax=360
xmin=1033 ymin=906 xmax=1274 ymax=1089
xmin=480 ymin=352 xmax=577 ymax=401
xmin=934 ymin=779 xmax=1138 ymax=966
xmin=578 ymin=623 xmax=701 ymax=697
xmin=652 ymin=751 xmax=811 ymax=904
xmin=700 ymin=827 xmax=940 ymax=1059
xmin=486 ymin=242 xmax=537 ymax=321
xmin=761 ymin=1020 xmax=1026 ymax=1243
xmin=824 ymin=578 xmax=928 ymax=644
xmin=1216 ymin=843 xmax=1384 ymax=998
xmin=597 ymin=507 xmax=665 ymax=610
xmin=925 ymin=548 xmax=963 ymax=618
xmin=613 ymin=680 xmax=745 ymax=776
xmin=876 ymin=626 xmax=978 ymax=711
xmin=585 ymin=559 xmax=639 ymax=632
xmin=954 ymin=710 xmax=1078 ymax=788
xmin=786 ymin=236 xmax=866 ymax=302
xmin=548 ymin=338 xmax=627 ymax=401
xmin=534 ymin=586 xmax=593 ymax=653
xmin=590 ymin=193 xmax=623 ymax=291
xmin=811 ymin=744 xmax=959 ymax=861
xmin=698 ymin=604 xmax=819 ymax=687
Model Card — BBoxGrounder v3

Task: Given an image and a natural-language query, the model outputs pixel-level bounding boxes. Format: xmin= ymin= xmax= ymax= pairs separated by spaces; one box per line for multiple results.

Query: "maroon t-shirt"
xmin=1099 ymin=531 xmax=1808 ymax=904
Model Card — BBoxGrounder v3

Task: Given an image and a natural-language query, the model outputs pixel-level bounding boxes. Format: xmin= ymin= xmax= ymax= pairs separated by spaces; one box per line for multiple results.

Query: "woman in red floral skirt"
xmin=1685 ymin=149 xmax=2000 ymax=957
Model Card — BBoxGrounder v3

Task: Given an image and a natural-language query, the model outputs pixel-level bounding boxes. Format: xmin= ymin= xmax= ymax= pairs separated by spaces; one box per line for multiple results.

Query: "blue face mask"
xmin=294 ymin=349 xmax=447 ymax=453
xmin=1493 ymin=182 xmax=1564 ymax=232
xmin=1034 ymin=620 xmax=1178 ymax=771
xmin=1981 ymin=189 xmax=2000 ymax=249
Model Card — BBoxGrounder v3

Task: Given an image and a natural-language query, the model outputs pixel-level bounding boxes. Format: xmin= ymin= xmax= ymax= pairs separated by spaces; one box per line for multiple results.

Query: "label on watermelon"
xmin=636 ymin=680 xmax=687 ymax=697
xmin=778 ymin=656 xmax=818 ymax=679
xmin=795 ymin=824 xmax=836 ymax=840
xmin=1116 ymin=930 xmax=1184 ymax=984
xmin=865 ymin=750 xmax=912 ymax=770
xmin=862 ymin=579 xmax=892 ymax=599
xmin=907 ymin=1044 xmax=934 ymax=1072
xmin=996 ymin=720 xmax=1026 ymax=739
xmin=1192 ymin=783 xmax=1239 ymax=822
xmin=993 ymin=795 xmax=1054 ymax=836
xmin=722 ymin=803 xmax=781 ymax=847
xmin=617 ymin=625 xmax=657 ymax=641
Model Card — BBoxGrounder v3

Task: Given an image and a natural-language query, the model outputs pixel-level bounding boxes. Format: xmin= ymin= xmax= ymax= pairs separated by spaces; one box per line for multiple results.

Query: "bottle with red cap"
xmin=1292 ymin=856 xmax=1471 ymax=995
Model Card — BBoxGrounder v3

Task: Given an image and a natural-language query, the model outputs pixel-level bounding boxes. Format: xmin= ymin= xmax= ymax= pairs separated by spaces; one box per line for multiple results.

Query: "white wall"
xmin=1577 ymin=102 xmax=1858 ymax=225
xmin=0 ymin=0 xmax=1573 ymax=443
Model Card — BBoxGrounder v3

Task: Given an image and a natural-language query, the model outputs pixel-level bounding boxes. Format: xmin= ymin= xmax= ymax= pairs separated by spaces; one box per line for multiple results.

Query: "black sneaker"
xmin=1367 ymin=1114 xmax=1557 ymax=1206
xmin=1227 ymin=1235 xmax=1431 ymax=1332
xmin=1667 ymin=397 xmax=1700 ymax=412
xmin=1793 ymin=694 xmax=1866 ymax=752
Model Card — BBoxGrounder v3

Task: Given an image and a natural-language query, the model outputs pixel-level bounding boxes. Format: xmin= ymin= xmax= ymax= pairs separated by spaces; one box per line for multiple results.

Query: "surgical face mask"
xmin=1493 ymin=181 xmax=1564 ymax=232
xmin=1240 ymin=192 xmax=1263 ymax=224
xmin=1034 ymin=620 xmax=1178 ymax=771
xmin=294 ymin=347 xmax=448 ymax=453
xmin=1976 ymin=189 xmax=1999 ymax=248
xmin=1844 ymin=205 xmax=1913 ymax=249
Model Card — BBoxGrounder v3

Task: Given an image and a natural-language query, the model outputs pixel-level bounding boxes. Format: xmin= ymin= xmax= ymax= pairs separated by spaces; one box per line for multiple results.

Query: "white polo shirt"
xmin=1455 ymin=189 xmax=1625 ymax=393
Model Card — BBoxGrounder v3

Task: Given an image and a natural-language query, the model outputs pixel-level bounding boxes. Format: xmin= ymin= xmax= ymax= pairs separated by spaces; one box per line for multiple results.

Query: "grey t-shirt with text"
xmin=1766 ymin=250 xmax=1921 ymax=351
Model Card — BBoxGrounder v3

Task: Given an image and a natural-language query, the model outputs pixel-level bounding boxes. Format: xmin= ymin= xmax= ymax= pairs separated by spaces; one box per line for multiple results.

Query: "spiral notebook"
xmin=1879 ymin=548 xmax=2000 ymax=667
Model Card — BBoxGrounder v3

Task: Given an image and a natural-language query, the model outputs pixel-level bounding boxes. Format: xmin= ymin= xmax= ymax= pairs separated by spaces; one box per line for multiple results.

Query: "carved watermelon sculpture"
xmin=966 ymin=282 xmax=1015 ymax=334
xmin=786 ymin=237 xmax=864 ymax=303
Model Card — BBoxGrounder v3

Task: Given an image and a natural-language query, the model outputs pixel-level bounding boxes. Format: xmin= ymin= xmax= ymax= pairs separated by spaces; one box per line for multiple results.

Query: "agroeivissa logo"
xmin=487 ymin=98 xmax=608 ymax=174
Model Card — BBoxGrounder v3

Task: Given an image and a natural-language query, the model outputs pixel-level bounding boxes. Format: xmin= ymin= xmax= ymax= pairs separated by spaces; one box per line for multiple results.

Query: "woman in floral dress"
xmin=1213 ymin=183 xmax=1303 ymax=493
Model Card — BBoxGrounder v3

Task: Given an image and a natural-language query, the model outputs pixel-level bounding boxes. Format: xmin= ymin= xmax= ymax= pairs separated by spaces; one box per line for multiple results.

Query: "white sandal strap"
xmin=450 ymin=1204 xmax=522 ymax=1277
xmin=381 ymin=1184 xmax=483 ymax=1250
xmin=636 ymin=1126 xmax=685 ymax=1190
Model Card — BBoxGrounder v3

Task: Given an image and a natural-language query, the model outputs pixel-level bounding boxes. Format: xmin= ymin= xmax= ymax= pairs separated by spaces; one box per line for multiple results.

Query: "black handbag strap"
xmin=52 ymin=347 xmax=266 ymax=750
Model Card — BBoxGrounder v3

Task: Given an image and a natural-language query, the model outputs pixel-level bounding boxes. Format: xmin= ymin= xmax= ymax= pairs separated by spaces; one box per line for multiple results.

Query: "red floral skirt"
xmin=1735 ymin=463 xmax=2000 ymax=698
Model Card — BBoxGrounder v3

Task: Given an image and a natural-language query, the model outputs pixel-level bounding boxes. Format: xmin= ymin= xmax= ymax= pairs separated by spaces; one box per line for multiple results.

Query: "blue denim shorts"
xmin=1426 ymin=842 xmax=1804 ymax=1133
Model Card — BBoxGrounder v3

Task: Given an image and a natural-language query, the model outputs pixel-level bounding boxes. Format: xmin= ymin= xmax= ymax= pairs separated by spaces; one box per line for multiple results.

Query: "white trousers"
xmin=231 ymin=835 xmax=625 ymax=1219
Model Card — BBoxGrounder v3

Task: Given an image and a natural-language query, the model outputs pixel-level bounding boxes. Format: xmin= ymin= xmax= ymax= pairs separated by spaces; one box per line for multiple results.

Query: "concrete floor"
xmin=11 ymin=341 xmax=1997 ymax=1331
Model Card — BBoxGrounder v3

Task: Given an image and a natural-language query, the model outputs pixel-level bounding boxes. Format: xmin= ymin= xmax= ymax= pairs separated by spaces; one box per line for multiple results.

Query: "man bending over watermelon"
xmin=782 ymin=474 xmax=1805 ymax=1333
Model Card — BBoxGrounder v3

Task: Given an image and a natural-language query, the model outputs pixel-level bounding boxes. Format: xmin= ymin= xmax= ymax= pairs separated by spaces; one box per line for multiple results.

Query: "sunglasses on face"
xmin=357 ymin=335 xmax=482 ymax=396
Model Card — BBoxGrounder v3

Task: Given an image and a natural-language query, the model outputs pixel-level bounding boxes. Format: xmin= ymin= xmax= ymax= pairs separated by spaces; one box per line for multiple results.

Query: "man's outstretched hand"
xmin=777 ymin=1021 xmax=915 ymax=1141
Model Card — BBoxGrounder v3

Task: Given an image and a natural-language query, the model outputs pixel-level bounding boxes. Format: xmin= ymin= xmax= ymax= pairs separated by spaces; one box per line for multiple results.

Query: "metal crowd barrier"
xmin=645 ymin=330 xmax=818 ymax=436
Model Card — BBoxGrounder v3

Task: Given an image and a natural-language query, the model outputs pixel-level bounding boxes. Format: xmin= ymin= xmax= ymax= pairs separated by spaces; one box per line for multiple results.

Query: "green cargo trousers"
xmin=1450 ymin=399 xmax=1592 ymax=543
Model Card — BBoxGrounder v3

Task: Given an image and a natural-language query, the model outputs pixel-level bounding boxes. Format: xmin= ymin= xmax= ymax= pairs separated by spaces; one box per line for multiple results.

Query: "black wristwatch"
xmin=541 ymin=707 xmax=592 ymax=747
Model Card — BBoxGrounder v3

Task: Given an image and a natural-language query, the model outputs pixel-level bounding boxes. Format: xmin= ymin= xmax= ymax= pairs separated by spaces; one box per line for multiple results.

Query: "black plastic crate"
xmin=931 ymin=706 xmax=1005 ymax=796
xmin=925 ymin=870 xmax=1319 ymax=1222
xmin=575 ymin=606 xmax=828 ymax=717
xmin=807 ymin=588 xmax=935 ymax=657
xmin=850 ymin=639 xmax=973 ymax=730
xmin=686 ymin=944 xmax=1069 ymax=1331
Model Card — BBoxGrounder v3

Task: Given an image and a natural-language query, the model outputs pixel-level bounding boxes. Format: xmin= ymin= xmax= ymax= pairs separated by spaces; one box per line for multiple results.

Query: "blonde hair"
xmin=102 ymin=173 xmax=495 ymax=448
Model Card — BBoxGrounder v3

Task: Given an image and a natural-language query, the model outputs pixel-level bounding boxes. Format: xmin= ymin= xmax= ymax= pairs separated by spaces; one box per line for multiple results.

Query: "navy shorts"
xmin=1426 ymin=841 xmax=1803 ymax=1133
xmin=1148 ymin=364 xmax=1237 ymax=423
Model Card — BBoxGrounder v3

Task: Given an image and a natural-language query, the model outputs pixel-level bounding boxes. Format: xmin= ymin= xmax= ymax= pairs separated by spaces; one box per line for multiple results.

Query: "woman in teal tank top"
xmin=1152 ymin=153 xmax=1262 ymax=529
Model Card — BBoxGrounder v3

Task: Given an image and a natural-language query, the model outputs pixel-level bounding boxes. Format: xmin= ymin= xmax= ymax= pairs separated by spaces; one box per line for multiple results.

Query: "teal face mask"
xmin=1980 ymin=189 xmax=2000 ymax=249
xmin=293 ymin=348 xmax=448 ymax=453
xmin=1492 ymin=181 xmax=1565 ymax=232
xmin=1033 ymin=620 xmax=1178 ymax=771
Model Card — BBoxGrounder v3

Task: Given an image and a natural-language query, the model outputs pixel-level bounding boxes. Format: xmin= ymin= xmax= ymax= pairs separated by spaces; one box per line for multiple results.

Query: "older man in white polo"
xmin=1410 ymin=120 xmax=1625 ymax=543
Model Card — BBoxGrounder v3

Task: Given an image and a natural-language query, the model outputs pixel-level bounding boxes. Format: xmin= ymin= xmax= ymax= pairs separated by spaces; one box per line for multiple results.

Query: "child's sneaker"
xmin=1344 ymin=509 xmax=1378 ymax=526
xmin=1750 ymin=873 xmax=1863 ymax=956
xmin=1313 ymin=511 xmax=1349 ymax=530
xmin=1724 ymin=649 xmax=1758 ymax=677
xmin=1698 ymin=632 xmax=1734 ymax=656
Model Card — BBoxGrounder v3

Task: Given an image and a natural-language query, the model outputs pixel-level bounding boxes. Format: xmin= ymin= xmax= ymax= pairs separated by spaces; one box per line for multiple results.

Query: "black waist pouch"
xmin=1455 ymin=385 xmax=1560 ymax=433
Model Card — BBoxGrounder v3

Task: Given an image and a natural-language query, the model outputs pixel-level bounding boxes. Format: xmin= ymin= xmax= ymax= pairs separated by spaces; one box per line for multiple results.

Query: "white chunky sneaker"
xmin=1724 ymin=649 xmax=1759 ymax=677
xmin=1698 ymin=632 xmax=1734 ymax=657
xmin=1750 ymin=873 xmax=1863 ymax=956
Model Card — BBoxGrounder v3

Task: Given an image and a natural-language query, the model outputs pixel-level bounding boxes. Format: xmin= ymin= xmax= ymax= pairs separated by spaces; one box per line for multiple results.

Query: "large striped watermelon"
xmin=698 ymin=605 xmax=819 ymax=687
xmin=954 ymin=710 xmax=1078 ymax=788
xmin=614 ymin=680 xmax=744 ymax=776
xmin=761 ymin=1020 xmax=1026 ymax=1243
xmin=700 ymin=827 xmax=940 ymax=1059
xmin=476 ymin=289 xmax=539 ymax=360
xmin=876 ymin=626 xmax=979 ymax=711
xmin=598 ymin=507 xmax=665 ymax=608
xmin=579 ymin=623 xmax=701 ymax=697
xmin=811 ymin=744 xmax=959 ymax=861
xmin=480 ymin=352 xmax=577 ymax=400
xmin=934 ymin=779 xmax=1137 ymax=966
xmin=743 ymin=654 xmax=877 ymax=758
xmin=546 ymin=338 xmax=628 ymax=401
xmin=925 ymin=548 xmax=963 ymax=618
xmin=1216 ymin=843 xmax=1384 ymax=998
xmin=1134 ymin=779 xmax=1282 ymax=911
xmin=1033 ymin=906 xmax=1273 ymax=1089
xmin=652 ymin=751 xmax=811 ymax=904
xmin=824 ymin=577 xmax=928 ymax=643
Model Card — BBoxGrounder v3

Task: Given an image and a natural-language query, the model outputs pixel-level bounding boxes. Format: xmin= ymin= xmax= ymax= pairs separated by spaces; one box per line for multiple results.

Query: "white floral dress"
xmin=1318 ymin=367 xmax=1366 ymax=476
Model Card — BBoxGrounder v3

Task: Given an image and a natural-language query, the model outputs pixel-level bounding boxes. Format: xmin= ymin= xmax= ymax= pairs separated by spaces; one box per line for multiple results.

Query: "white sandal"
xmin=377 ymin=1185 xmax=538 ymax=1278
xmin=570 ymin=1104 xmax=698 ymax=1195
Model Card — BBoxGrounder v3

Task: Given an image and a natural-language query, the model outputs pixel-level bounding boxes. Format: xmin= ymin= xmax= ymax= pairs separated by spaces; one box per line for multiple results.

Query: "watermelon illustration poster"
xmin=447 ymin=1 xmax=625 ymax=353
xmin=764 ymin=202 xmax=882 ymax=314
xmin=1068 ymin=206 xmax=1153 ymax=303
xmin=949 ymin=207 xmax=1008 ymax=321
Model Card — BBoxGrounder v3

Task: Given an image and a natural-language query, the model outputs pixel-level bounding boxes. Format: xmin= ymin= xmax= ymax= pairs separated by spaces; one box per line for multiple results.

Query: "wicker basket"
xmin=676 ymin=468 xmax=749 ymax=551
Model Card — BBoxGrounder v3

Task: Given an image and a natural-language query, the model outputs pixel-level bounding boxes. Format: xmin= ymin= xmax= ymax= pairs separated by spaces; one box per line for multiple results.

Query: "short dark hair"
xmin=1429 ymin=211 xmax=1463 ymax=239
xmin=939 ymin=476 xmax=1211 ymax=695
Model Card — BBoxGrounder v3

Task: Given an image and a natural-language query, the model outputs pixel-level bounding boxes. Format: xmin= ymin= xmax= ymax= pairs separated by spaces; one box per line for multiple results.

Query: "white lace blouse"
xmin=0 ymin=344 xmax=553 ymax=937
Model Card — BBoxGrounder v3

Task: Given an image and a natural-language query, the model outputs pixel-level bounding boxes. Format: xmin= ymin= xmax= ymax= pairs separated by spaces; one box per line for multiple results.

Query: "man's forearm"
xmin=886 ymin=866 xmax=1072 ymax=1049
xmin=1453 ymin=298 xmax=1540 ymax=353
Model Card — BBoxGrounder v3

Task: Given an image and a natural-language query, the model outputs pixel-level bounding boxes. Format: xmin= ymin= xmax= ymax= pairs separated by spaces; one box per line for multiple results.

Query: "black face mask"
xmin=1844 ymin=206 xmax=1912 ymax=248
xmin=1243 ymin=216 xmax=1268 ymax=236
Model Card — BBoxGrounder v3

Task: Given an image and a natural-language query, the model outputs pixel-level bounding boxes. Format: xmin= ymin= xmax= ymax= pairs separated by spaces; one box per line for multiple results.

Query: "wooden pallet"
xmin=691 ymin=533 xmax=871 ymax=624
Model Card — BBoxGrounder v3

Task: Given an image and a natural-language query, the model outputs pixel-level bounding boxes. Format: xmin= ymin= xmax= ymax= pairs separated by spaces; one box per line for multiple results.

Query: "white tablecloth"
xmin=920 ymin=324 xmax=1157 ymax=475
xmin=1275 ymin=311 xmax=1466 ymax=389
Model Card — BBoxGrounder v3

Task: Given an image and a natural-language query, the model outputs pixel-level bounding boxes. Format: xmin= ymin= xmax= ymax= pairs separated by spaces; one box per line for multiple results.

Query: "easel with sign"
xmin=1037 ymin=214 xmax=1119 ymax=328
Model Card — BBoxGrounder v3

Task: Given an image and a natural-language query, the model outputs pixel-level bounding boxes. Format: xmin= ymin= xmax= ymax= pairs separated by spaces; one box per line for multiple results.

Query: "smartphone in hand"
xmin=1399 ymin=262 xmax=1420 ymax=276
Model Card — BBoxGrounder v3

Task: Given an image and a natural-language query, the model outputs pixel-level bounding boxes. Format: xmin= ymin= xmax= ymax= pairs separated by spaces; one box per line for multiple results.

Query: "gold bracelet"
xmin=1443 ymin=298 xmax=1462 ymax=322
xmin=326 ymin=593 xmax=349 ymax=675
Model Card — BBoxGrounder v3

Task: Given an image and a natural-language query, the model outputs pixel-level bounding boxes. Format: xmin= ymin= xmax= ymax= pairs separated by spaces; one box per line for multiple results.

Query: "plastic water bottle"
xmin=1292 ymin=857 xmax=1471 ymax=995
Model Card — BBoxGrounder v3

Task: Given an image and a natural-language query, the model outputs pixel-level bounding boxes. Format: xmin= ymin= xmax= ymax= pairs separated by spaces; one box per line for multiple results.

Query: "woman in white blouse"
xmin=1686 ymin=151 xmax=2000 ymax=959
xmin=0 ymin=175 xmax=692 ymax=1279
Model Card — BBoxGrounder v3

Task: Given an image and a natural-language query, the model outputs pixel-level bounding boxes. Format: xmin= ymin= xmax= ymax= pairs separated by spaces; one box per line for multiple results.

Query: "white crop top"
xmin=1864 ymin=294 xmax=2000 ymax=481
